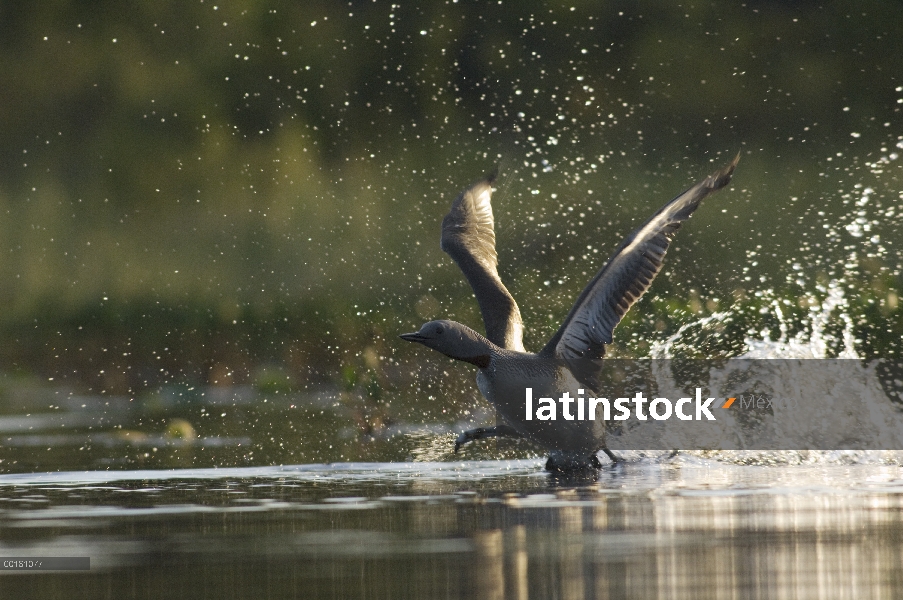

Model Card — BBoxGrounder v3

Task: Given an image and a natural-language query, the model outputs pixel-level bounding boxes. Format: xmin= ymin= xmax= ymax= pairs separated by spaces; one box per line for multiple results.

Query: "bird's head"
xmin=400 ymin=320 xmax=492 ymax=368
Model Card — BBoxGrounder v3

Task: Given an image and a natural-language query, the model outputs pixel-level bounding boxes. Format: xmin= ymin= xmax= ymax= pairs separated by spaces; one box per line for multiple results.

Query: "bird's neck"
xmin=445 ymin=328 xmax=503 ymax=369
xmin=459 ymin=353 xmax=491 ymax=368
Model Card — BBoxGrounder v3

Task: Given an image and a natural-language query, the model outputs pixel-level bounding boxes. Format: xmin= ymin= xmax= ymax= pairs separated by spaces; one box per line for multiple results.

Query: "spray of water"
xmin=636 ymin=133 xmax=903 ymax=466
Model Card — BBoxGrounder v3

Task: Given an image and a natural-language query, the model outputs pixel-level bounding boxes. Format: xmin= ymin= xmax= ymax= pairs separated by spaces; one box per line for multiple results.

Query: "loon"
xmin=401 ymin=155 xmax=739 ymax=470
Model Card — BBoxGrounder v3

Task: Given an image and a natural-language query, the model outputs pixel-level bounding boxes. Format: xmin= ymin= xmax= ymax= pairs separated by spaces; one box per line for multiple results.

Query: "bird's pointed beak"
xmin=399 ymin=332 xmax=424 ymax=343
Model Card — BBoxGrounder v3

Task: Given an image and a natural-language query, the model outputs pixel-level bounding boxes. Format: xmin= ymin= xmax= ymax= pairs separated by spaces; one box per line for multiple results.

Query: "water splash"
xmin=644 ymin=137 xmax=902 ymax=460
xmin=744 ymin=281 xmax=857 ymax=359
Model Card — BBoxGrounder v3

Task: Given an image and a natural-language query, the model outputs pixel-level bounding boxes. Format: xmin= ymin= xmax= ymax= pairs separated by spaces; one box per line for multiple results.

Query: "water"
xmin=1 ymin=459 xmax=902 ymax=599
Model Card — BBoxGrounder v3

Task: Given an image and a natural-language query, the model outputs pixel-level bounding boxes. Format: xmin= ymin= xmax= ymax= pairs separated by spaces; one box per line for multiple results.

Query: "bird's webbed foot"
xmin=454 ymin=424 xmax=521 ymax=453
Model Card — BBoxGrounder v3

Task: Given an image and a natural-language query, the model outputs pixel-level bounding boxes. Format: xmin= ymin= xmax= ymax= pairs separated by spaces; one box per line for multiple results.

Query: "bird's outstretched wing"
xmin=441 ymin=171 xmax=525 ymax=351
xmin=541 ymin=154 xmax=739 ymax=362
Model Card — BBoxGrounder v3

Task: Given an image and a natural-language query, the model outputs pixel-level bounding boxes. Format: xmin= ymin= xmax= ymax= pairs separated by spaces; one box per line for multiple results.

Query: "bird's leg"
xmin=454 ymin=424 xmax=521 ymax=453
xmin=601 ymin=448 xmax=622 ymax=463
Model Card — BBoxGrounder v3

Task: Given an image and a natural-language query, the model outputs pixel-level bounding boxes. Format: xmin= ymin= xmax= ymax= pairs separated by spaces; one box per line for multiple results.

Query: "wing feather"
xmin=541 ymin=154 xmax=739 ymax=361
xmin=440 ymin=171 xmax=525 ymax=351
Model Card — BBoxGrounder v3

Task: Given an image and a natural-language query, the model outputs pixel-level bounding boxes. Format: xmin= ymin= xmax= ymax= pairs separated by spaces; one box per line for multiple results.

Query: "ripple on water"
xmin=0 ymin=458 xmax=901 ymax=598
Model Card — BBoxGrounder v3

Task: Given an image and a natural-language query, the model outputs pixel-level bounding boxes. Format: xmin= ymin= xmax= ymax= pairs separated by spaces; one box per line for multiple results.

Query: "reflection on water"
xmin=0 ymin=459 xmax=902 ymax=599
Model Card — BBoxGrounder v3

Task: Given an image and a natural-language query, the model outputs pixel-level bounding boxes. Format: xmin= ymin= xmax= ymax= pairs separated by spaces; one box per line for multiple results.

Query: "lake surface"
xmin=1 ymin=456 xmax=902 ymax=599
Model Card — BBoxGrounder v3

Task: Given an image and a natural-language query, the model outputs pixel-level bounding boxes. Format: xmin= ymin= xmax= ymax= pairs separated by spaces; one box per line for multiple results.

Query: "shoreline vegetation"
xmin=0 ymin=2 xmax=899 ymax=397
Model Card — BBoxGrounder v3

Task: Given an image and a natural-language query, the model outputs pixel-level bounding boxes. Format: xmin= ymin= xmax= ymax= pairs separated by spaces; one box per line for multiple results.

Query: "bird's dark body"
xmin=476 ymin=350 xmax=604 ymax=457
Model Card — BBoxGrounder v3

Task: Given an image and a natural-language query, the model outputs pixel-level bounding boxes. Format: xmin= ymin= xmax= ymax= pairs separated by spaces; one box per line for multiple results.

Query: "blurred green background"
xmin=0 ymin=0 xmax=900 ymax=401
